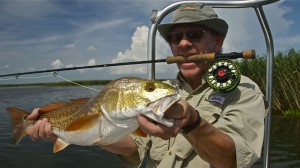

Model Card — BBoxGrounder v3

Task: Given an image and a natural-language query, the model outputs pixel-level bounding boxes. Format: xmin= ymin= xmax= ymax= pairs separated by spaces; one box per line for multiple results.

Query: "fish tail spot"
xmin=6 ymin=107 xmax=31 ymax=145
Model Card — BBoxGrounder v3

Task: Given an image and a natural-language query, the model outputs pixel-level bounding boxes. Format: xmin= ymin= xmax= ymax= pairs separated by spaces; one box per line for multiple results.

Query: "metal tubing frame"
xmin=147 ymin=0 xmax=278 ymax=167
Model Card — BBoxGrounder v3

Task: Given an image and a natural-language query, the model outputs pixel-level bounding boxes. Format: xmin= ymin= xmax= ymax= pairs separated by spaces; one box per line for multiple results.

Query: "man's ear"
xmin=215 ymin=34 xmax=225 ymax=52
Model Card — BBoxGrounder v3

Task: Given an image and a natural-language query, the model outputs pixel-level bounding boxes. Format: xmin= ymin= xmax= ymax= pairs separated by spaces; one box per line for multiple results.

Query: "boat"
xmin=0 ymin=1 xmax=279 ymax=167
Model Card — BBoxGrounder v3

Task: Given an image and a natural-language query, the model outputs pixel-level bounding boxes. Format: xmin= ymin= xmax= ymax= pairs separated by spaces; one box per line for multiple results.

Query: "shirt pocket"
xmin=149 ymin=137 xmax=170 ymax=161
xmin=197 ymin=95 xmax=223 ymax=124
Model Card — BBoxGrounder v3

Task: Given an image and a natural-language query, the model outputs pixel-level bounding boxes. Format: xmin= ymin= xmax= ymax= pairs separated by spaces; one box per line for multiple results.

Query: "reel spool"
xmin=206 ymin=59 xmax=241 ymax=92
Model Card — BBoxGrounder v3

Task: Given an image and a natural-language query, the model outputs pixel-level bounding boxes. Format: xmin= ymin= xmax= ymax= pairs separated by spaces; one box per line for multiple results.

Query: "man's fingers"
xmin=27 ymin=126 xmax=36 ymax=141
xmin=45 ymin=122 xmax=57 ymax=142
xmin=38 ymin=118 xmax=48 ymax=138
xmin=31 ymin=118 xmax=48 ymax=139
xmin=164 ymin=100 xmax=189 ymax=119
xmin=31 ymin=120 xmax=41 ymax=140
xmin=27 ymin=108 xmax=40 ymax=120
xmin=137 ymin=115 xmax=182 ymax=139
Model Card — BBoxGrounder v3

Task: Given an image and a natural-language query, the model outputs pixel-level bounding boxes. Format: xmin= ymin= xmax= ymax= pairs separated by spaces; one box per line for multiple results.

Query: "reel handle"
xmin=166 ymin=49 xmax=255 ymax=64
xmin=206 ymin=59 xmax=241 ymax=92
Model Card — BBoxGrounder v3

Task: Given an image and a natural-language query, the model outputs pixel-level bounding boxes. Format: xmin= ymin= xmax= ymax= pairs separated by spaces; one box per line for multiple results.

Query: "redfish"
xmin=7 ymin=77 xmax=181 ymax=153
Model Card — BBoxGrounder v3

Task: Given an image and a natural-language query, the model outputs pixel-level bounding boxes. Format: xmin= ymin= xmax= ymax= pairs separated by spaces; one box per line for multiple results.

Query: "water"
xmin=1 ymin=86 xmax=300 ymax=168
xmin=0 ymin=86 xmax=125 ymax=168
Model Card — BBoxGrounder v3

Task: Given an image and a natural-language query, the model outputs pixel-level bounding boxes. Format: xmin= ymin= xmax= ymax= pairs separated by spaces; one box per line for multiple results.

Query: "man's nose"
xmin=178 ymin=37 xmax=193 ymax=48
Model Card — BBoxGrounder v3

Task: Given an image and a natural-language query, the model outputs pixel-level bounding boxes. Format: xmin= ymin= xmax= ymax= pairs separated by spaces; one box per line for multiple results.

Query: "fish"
xmin=6 ymin=77 xmax=181 ymax=153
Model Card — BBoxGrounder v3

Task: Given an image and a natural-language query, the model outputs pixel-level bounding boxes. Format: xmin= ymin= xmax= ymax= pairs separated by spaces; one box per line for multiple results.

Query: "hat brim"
xmin=158 ymin=18 xmax=228 ymax=41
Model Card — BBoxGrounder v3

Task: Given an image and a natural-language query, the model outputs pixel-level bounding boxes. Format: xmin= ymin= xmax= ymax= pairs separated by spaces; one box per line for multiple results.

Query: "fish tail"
xmin=6 ymin=107 xmax=31 ymax=145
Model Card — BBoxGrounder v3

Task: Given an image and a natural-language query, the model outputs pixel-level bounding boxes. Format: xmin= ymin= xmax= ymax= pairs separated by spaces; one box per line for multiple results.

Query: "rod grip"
xmin=166 ymin=53 xmax=216 ymax=64
xmin=166 ymin=50 xmax=256 ymax=64
xmin=242 ymin=49 xmax=256 ymax=59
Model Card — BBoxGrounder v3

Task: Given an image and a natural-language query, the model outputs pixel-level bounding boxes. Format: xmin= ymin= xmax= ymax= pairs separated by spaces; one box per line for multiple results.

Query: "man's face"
xmin=167 ymin=24 xmax=223 ymax=79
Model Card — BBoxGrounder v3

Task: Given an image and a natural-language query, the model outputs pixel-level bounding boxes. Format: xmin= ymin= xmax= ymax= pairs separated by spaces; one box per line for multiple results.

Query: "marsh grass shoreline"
xmin=237 ymin=48 xmax=300 ymax=116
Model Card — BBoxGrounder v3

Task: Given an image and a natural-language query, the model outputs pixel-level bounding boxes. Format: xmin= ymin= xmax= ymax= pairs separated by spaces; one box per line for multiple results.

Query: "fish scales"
xmin=40 ymin=103 xmax=86 ymax=130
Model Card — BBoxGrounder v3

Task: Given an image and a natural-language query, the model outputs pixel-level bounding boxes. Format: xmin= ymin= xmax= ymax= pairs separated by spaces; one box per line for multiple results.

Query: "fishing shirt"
xmin=117 ymin=73 xmax=267 ymax=168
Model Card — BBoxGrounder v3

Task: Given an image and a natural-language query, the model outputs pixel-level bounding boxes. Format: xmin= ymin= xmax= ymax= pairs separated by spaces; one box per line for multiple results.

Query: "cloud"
xmin=87 ymin=59 xmax=96 ymax=66
xmin=0 ymin=0 xmax=66 ymax=19
xmin=110 ymin=26 xmax=148 ymax=75
xmin=275 ymin=34 xmax=300 ymax=51
xmin=78 ymin=59 xmax=97 ymax=73
xmin=76 ymin=19 xmax=130 ymax=37
xmin=51 ymin=59 xmax=64 ymax=69
xmin=64 ymin=44 xmax=75 ymax=49
xmin=51 ymin=58 xmax=97 ymax=73
xmin=216 ymin=0 xmax=295 ymax=54
xmin=87 ymin=46 xmax=97 ymax=52
xmin=0 ymin=64 xmax=9 ymax=69
xmin=110 ymin=26 xmax=174 ymax=75
xmin=265 ymin=0 xmax=293 ymax=35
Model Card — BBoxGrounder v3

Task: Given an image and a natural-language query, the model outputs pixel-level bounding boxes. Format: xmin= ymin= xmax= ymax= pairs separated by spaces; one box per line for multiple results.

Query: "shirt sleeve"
xmin=116 ymin=134 xmax=151 ymax=168
xmin=213 ymin=86 xmax=266 ymax=167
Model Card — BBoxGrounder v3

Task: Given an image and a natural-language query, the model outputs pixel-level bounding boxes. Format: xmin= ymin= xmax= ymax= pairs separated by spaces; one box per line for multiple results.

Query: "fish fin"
xmin=70 ymin=97 xmax=91 ymax=103
xmin=38 ymin=102 xmax=76 ymax=113
xmin=53 ymin=138 xmax=69 ymax=153
xmin=65 ymin=113 xmax=100 ymax=131
xmin=6 ymin=107 xmax=31 ymax=145
xmin=133 ymin=127 xmax=147 ymax=137
xmin=92 ymin=138 xmax=102 ymax=145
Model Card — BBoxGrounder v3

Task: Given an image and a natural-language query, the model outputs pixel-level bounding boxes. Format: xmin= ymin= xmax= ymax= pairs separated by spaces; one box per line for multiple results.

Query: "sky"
xmin=0 ymin=0 xmax=299 ymax=84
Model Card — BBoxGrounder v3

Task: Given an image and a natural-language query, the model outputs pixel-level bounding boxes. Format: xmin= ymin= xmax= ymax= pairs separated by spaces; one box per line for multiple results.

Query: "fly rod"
xmin=0 ymin=49 xmax=255 ymax=78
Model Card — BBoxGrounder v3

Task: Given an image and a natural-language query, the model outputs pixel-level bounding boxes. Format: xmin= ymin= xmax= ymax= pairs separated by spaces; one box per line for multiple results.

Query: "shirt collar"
xmin=176 ymin=72 xmax=208 ymax=93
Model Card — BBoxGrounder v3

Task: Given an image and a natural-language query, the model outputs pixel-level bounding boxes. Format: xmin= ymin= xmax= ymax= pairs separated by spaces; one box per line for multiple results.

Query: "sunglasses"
xmin=166 ymin=29 xmax=206 ymax=44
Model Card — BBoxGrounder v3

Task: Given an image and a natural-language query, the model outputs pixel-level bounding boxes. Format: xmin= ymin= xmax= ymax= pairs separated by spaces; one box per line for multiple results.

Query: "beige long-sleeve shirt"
xmin=118 ymin=74 xmax=267 ymax=168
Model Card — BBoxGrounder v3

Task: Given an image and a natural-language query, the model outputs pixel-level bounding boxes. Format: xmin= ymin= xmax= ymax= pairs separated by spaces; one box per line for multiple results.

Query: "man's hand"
xmin=27 ymin=108 xmax=57 ymax=142
xmin=137 ymin=99 xmax=196 ymax=139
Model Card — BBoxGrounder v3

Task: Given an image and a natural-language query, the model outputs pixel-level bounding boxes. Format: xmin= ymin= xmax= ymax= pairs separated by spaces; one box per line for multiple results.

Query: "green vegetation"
xmin=237 ymin=48 xmax=300 ymax=116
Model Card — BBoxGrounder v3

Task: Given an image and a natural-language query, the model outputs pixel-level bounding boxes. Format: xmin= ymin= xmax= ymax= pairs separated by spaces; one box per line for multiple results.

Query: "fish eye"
xmin=145 ymin=83 xmax=156 ymax=92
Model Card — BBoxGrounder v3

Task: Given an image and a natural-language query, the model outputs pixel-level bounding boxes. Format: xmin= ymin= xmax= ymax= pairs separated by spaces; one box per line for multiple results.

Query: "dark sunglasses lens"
xmin=167 ymin=32 xmax=183 ymax=44
xmin=186 ymin=31 xmax=203 ymax=41
xmin=167 ymin=30 xmax=204 ymax=44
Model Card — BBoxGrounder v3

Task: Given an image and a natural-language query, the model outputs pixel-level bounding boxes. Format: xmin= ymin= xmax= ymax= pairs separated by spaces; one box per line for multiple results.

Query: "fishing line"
xmin=0 ymin=74 xmax=53 ymax=80
xmin=0 ymin=72 xmax=100 ymax=92
xmin=54 ymin=74 xmax=100 ymax=92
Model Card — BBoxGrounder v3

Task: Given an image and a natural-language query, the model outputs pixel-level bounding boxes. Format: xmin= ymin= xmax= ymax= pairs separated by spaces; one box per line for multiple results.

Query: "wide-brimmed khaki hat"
xmin=158 ymin=3 xmax=228 ymax=41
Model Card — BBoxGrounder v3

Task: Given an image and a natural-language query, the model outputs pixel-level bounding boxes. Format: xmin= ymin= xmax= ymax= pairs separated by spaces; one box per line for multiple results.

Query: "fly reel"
xmin=206 ymin=59 xmax=240 ymax=92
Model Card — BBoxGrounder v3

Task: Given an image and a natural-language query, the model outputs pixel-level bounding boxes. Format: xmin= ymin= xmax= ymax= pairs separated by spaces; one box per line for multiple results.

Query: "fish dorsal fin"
xmin=133 ymin=127 xmax=147 ymax=137
xmin=38 ymin=102 xmax=75 ymax=113
xmin=70 ymin=97 xmax=91 ymax=103
xmin=53 ymin=138 xmax=69 ymax=153
xmin=65 ymin=113 xmax=100 ymax=131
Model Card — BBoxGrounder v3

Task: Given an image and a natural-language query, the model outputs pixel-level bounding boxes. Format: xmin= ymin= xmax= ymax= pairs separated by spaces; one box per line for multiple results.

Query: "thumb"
xmin=164 ymin=100 xmax=191 ymax=119
xmin=27 ymin=108 xmax=40 ymax=120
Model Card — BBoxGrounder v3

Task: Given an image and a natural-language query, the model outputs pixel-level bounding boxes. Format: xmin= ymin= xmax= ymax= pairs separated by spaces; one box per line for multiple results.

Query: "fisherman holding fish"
xmin=26 ymin=3 xmax=266 ymax=168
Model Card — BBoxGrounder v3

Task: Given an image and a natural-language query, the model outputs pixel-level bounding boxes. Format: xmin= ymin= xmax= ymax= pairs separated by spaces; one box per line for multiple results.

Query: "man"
xmin=27 ymin=3 xmax=266 ymax=168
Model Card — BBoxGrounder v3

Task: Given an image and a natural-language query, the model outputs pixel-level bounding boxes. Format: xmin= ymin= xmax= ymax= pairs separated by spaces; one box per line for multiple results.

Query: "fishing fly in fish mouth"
xmin=6 ymin=77 xmax=181 ymax=153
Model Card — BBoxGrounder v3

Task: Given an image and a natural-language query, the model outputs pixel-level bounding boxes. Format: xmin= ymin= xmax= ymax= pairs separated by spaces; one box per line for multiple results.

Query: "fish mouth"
xmin=141 ymin=93 xmax=181 ymax=127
